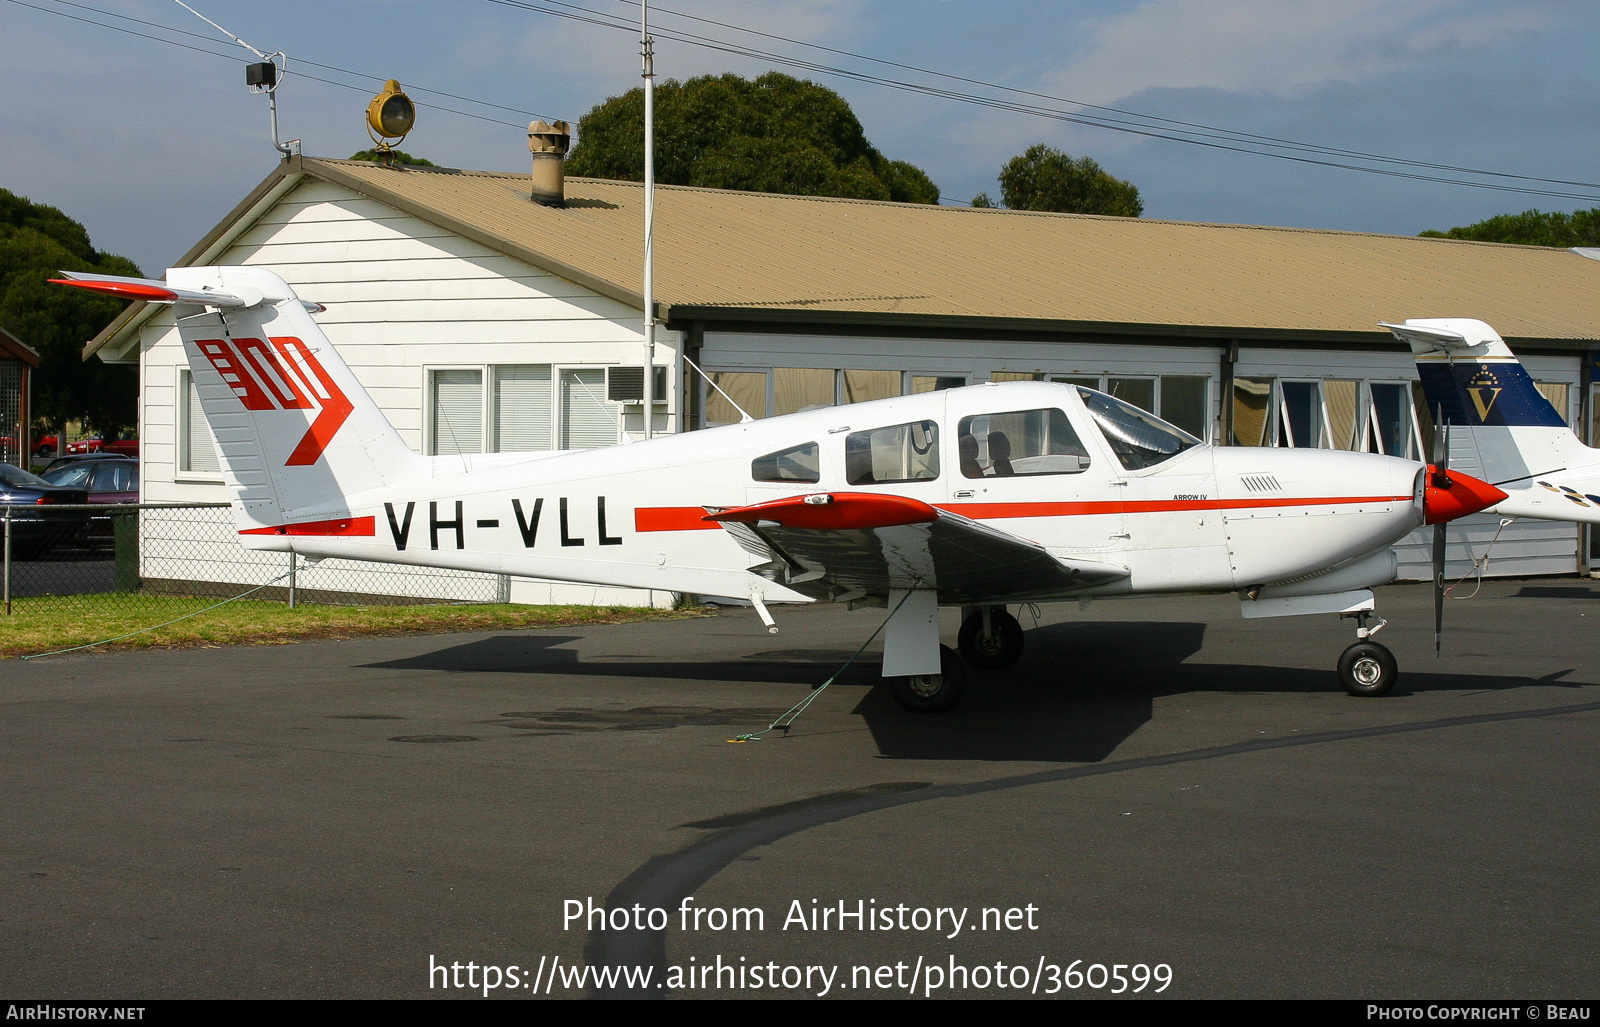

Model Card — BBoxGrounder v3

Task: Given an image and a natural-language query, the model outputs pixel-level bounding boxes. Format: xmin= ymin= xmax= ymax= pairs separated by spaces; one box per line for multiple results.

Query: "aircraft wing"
xmin=704 ymin=492 xmax=1127 ymax=604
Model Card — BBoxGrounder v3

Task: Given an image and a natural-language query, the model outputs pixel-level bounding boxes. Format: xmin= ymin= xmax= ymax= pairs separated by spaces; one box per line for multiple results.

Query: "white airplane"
xmin=1388 ymin=318 xmax=1600 ymax=524
xmin=56 ymin=267 xmax=1513 ymax=708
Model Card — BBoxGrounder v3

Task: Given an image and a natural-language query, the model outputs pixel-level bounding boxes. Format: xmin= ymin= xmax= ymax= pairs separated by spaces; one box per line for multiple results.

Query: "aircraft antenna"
xmin=169 ymin=0 xmax=298 ymax=158
xmin=640 ymin=0 xmax=656 ymax=438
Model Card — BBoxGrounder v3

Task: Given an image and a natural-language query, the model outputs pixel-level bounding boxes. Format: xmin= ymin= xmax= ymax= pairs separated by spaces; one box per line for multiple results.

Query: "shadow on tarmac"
xmin=361 ymin=621 xmax=1576 ymax=762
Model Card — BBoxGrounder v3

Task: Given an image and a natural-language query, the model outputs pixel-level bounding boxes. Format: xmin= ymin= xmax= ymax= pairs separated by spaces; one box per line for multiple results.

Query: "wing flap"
xmin=706 ymin=493 xmax=1127 ymax=603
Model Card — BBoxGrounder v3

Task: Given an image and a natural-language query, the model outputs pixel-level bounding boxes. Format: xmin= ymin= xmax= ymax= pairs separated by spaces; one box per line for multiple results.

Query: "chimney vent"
xmin=528 ymin=119 xmax=571 ymax=207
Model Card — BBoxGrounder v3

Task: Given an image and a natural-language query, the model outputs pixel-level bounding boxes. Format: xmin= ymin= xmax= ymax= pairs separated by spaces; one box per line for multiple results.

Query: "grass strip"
xmin=0 ymin=594 xmax=703 ymax=659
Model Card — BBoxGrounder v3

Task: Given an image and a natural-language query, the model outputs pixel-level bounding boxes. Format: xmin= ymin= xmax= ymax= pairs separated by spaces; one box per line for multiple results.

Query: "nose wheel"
xmin=1337 ymin=611 xmax=1396 ymax=697
xmin=957 ymin=607 xmax=1025 ymax=669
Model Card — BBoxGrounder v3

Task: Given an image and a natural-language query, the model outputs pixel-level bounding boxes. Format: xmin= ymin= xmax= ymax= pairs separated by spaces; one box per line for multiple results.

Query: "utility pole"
xmin=640 ymin=0 xmax=656 ymax=439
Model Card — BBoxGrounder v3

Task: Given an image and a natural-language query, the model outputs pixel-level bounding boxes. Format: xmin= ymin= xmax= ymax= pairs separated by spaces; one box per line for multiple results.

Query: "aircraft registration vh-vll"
xmin=55 ymin=267 xmax=1518 ymax=711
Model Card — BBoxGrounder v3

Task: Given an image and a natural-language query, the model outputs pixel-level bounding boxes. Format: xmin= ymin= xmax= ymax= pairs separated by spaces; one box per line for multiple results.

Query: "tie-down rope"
xmin=730 ymin=589 xmax=916 ymax=742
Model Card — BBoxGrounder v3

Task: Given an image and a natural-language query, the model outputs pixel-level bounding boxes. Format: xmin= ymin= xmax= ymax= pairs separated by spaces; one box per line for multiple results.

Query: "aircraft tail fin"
xmin=57 ymin=267 xmax=426 ymax=535
xmin=1386 ymin=318 xmax=1600 ymax=523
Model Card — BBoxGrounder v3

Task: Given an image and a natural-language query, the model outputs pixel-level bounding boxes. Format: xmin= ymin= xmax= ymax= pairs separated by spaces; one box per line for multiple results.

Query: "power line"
xmin=13 ymin=0 xmax=1598 ymax=203
xmin=600 ymin=0 xmax=1600 ymax=193
xmin=479 ymin=0 xmax=1600 ymax=202
xmin=8 ymin=0 xmax=552 ymax=131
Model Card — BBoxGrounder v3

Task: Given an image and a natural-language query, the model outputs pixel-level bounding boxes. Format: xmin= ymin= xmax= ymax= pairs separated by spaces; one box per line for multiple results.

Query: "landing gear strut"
xmin=957 ymin=606 xmax=1024 ymax=669
xmin=1337 ymin=610 xmax=1396 ymax=697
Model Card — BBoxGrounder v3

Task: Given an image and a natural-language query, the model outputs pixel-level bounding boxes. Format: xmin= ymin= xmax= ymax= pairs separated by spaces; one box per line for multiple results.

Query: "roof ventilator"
xmin=528 ymin=119 xmax=571 ymax=208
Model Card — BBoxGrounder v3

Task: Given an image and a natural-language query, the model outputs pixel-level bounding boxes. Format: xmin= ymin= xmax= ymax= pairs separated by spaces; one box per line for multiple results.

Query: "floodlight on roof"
xmin=366 ymin=80 xmax=416 ymax=157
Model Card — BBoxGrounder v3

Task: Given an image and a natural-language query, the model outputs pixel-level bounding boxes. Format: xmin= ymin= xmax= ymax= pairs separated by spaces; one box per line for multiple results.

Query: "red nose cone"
xmin=1423 ymin=466 xmax=1509 ymax=524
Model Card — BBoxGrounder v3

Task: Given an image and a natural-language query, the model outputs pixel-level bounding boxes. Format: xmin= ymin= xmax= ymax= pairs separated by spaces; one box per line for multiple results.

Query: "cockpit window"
xmin=1077 ymin=387 xmax=1201 ymax=471
xmin=752 ymin=441 xmax=820 ymax=483
xmin=845 ymin=420 xmax=939 ymax=485
xmin=957 ymin=408 xmax=1089 ymax=478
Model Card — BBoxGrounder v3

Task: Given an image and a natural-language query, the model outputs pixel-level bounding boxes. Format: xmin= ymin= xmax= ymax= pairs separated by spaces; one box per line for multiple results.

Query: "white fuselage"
xmin=247 ymin=382 xmax=1427 ymax=605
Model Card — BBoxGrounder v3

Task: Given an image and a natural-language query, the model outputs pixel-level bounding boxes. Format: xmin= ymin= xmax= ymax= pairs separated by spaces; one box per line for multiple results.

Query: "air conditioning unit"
xmin=606 ymin=365 xmax=668 ymax=403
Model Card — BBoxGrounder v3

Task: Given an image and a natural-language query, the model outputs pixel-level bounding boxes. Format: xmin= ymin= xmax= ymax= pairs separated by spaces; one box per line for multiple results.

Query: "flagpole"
xmin=640 ymin=0 xmax=655 ymax=439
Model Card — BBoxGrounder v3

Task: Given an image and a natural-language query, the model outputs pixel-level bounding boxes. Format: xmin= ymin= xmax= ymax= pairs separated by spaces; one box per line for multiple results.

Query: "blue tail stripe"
xmin=1415 ymin=362 xmax=1567 ymax=428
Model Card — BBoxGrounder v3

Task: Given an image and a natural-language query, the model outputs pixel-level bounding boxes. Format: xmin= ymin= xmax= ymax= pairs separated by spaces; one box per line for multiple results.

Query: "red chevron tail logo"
xmin=194 ymin=336 xmax=353 ymax=467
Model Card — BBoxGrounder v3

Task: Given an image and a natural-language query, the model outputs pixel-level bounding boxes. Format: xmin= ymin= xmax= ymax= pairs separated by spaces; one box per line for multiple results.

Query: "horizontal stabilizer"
xmin=50 ymin=270 xmax=323 ymax=312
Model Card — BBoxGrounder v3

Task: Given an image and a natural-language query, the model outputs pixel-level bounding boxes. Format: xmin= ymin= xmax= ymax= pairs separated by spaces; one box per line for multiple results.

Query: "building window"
xmin=429 ymin=364 xmax=617 ymax=454
xmin=179 ymin=369 xmax=221 ymax=474
xmin=1366 ymin=382 xmax=1416 ymax=458
xmin=774 ymin=368 xmax=836 ymax=416
xmin=704 ymin=371 xmax=767 ymax=426
xmin=430 ymin=368 xmax=484 ymax=455
xmin=559 ymin=368 xmax=615 ymax=449
xmin=1236 ymin=377 xmax=1421 ymax=458
xmin=1277 ymin=380 xmax=1322 ymax=448
xmin=908 ymin=374 xmax=965 ymax=394
xmin=841 ymin=369 xmax=900 ymax=405
xmin=1064 ymin=375 xmax=1211 ymax=442
xmin=494 ymin=365 xmax=553 ymax=452
xmin=1107 ymin=377 xmax=1156 ymax=414
xmin=1323 ymin=379 xmax=1360 ymax=450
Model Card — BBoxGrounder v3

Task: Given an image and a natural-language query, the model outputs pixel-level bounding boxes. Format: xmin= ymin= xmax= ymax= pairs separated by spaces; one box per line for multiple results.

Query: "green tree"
xmin=1419 ymin=208 xmax=1600 ymax=247
xmin=347 ymin=148 xmax=436 ymax=167
xmin=565 ymin=72 xmax=939 ymax=204
xmin=0 ymin=188 xmax=141 ymax=450
xmin=993 ymin=144 xmax=1143 ymax=217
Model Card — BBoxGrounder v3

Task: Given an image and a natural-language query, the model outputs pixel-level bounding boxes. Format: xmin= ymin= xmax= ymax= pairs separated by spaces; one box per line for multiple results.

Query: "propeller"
xmin=1431 ymin=416 xmax=1451 ymax=657
xmin=1421 ymin=423 xmax=1508 ymax=658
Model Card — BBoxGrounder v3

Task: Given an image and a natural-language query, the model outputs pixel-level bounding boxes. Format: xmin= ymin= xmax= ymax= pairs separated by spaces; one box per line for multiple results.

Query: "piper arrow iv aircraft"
xmin=56 ymin=267 xmax=1513 ymax=709
xmin=1389 ymin=318 xmax=1600 ymax=525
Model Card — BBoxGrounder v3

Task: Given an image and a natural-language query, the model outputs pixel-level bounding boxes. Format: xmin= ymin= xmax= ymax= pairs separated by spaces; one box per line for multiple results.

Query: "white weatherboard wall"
xmin=1235 ymin=346 xmax=1582 ymax=580
xmin=137 ymin=178 xmax=679 ymax=607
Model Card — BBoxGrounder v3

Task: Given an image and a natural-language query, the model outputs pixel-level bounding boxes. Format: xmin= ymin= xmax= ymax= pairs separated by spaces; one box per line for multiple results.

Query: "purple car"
xmin=40 ymin=457 xmax=138 ymax=540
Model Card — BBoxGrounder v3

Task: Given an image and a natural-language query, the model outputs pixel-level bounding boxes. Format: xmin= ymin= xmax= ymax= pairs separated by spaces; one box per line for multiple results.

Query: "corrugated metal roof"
xmin=309 ymin=157 xmax=1600 ymax=341
xmin=86 ymin=155 xmax=1600 ymax=358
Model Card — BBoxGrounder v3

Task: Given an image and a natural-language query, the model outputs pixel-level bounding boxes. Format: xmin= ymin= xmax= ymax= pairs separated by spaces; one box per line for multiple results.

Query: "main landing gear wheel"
xmin=957 ymin=607 xmax=1024 ymax=670
xmin=1338 ymin=641 xmax=1397 ymax=697
xmin=889 ymin=645 xmax=967 ymax=713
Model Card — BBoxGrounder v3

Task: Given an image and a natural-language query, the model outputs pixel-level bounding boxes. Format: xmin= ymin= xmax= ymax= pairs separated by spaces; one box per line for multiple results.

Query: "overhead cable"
xmin=480 ymin=0 xmax=1600 ymax=202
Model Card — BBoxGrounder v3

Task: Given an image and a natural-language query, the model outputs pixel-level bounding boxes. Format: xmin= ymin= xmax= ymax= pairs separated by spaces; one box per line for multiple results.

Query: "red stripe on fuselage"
xmin=633 ymin=495 xmax=1410 ymax=531
xmin=941 ymin=495 xmax=1408 ymax=519
xmin=636 ymin=507 xmax=719 ymax=532
xmin=240 ymin=516 xmax=375 ymax=537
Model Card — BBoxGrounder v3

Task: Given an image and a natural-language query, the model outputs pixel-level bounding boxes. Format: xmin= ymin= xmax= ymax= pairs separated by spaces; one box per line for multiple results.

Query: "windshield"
xmin=0 ymin=463 xmax=50 ymax=488
xmin=1077 ymin=388 xmax=1201 ymax=471
xmin=42 ymin=464 xmax=93 ymax=488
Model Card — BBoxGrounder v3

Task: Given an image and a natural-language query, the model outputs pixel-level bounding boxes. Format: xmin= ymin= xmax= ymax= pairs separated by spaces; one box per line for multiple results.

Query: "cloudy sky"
xmin=2 ymin=0 xmax=1597 ymax=274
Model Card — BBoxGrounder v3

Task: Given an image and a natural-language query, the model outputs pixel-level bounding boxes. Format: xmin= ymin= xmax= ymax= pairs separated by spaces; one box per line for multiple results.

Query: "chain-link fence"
xmin=2 ymin=502 xmax=507 ymax=615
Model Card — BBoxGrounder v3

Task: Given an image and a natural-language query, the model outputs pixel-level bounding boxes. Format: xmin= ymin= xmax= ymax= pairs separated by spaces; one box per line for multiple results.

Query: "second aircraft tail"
xmin=1386 ymin=318 xmax=1600 ymax=523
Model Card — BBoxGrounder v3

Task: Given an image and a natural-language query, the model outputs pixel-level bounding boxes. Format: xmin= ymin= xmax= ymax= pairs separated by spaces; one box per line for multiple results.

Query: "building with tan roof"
xmin=88 ymin=155 xmax=1600 ymax=599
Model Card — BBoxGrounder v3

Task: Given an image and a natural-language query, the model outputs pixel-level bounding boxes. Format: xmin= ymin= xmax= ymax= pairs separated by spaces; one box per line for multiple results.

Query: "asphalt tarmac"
xmin=3 ymin=580 xmax=1597 ymax=1000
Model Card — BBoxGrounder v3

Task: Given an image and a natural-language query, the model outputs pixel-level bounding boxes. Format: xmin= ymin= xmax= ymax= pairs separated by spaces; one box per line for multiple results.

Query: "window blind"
xmin=431 ymin=369 xmax=484 ymax=455
xmin=494 ymin=365 xmax=553 ymax=452
xmin=560 ymin=369 xmax=615 ymax=449
xmin=181 ymin=371 xmax=221 ymax=473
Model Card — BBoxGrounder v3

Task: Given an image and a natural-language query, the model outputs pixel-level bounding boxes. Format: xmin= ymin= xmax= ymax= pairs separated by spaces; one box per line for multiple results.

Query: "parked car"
xmin=0 ymin=462 xmax=91 ymax=555
xmin=40 ymin=453 xmax=136 ymax=474
xmin=40 ymin=457 xmax=138 ymax=540
xmin=31 ymin=436 xmax=139 ymax=458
